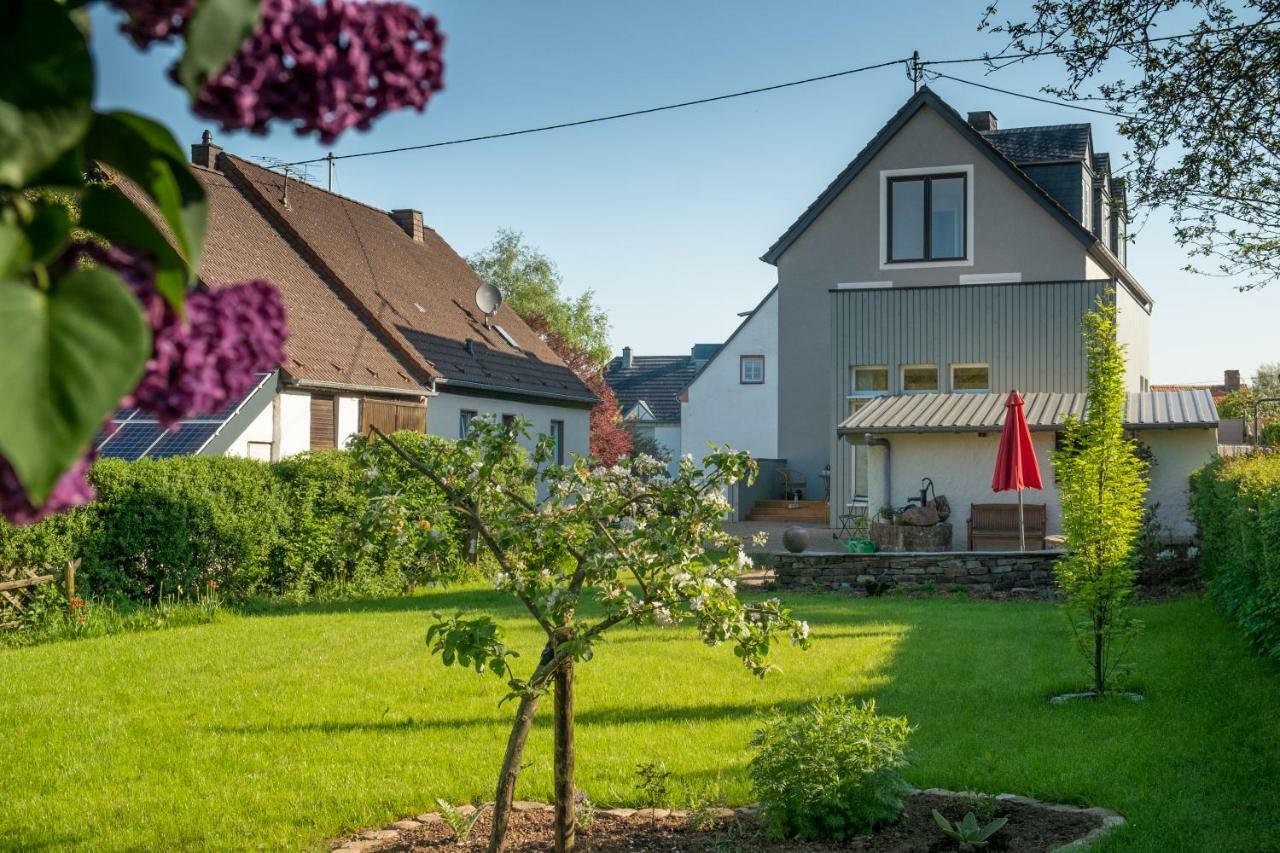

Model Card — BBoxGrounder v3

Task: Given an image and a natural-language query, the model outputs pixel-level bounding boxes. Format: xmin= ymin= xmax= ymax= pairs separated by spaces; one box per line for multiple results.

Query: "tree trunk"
xmin=554 ymin=656 xmax=576 ymax=852
xmin=487 ymin=691 xmax=542 ymax=853
xmin=1093 ymin=619 xmax=1105 ymax=696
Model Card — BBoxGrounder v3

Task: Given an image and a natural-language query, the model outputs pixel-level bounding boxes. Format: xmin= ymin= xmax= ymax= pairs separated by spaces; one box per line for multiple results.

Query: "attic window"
xmin=881 ymin=166 xmax=973 ymax=267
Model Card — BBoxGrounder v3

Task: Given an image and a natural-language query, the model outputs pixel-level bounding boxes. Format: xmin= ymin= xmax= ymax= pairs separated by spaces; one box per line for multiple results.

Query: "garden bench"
xmin=967 ymin=503 xmax=1047 ymax=550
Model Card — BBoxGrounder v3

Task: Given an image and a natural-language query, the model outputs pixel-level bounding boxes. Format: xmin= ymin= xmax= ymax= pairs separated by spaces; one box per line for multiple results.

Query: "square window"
xmin=951 ymin=364 xmax=990 ymax=393
xmin=850 ymin=365 xmax=889 ymax=396
xmin=740 ymin=355 xmax=765 ymax=384
xmin=902 ymin=365 xmax=939 ymax=393
xmin=886 ymin=172 xmax=968 ymax=263
xmin=459 ymin=409 xmax=477 ymax=439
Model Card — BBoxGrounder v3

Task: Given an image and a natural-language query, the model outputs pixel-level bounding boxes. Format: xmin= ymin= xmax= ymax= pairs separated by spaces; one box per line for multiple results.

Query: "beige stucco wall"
xmin=776 ymin=102 xmax=1102 ymax=494
xmin=858 ymin=425 xmax=1215 ymax=549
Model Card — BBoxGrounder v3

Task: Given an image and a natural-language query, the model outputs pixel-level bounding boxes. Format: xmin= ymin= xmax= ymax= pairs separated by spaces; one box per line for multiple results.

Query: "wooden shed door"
xmin=310 ymin=394 xmax=336 ymax=449
xmin=360 ymin=397 xmax=426 ymax=437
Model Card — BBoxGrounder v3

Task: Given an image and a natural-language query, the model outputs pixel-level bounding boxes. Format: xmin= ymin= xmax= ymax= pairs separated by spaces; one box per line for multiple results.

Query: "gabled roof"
xmin=216 ymin=156 xmax=596 ymax=406
xmin=759 ymin=88 xmax=1151 ymax=308
xmin=116 ymin=165 xmax=427 ymax=395
xmin=983 ymin=123 xmax=1091 ymax=163
xmin=837 ymin=389 xmax=1218 ymax=435
xmin=681 ymin=285 xmax=777 ymax=396
xmin=606 ymin=355 xmax=702 ymax=424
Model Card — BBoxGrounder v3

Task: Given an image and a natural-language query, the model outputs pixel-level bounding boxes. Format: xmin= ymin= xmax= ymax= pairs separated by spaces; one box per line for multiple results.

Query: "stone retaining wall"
xmin=774 ymin=550 xmax=1065 ymax=596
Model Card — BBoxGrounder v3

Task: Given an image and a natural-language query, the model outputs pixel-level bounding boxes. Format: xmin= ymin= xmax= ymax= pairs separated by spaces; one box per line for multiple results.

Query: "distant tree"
xmin=1252 ymin=362 xmax=1280 ymax=399
xmin=469 ymin=229 xmax=612 ymax=370
xmin=1052 ymin=299 xmax=1149 ymax=696
xmin=625 ymin=423 xmax=668 ymax=461
xmin=980 ymin=1 xmax=1280 ymax=289
xmin=1216 ymin=389 xmax=1257 ymax=421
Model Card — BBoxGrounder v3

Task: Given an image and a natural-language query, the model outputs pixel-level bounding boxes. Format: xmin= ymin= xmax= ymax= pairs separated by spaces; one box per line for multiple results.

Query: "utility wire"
xmin=277 ymin=57 xmax=909 ymax=166
xmin=928 ymin=71 xmax=1135 ymax=118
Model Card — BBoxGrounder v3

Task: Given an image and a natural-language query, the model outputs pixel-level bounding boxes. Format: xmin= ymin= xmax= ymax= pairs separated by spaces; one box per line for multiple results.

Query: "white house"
xmin=680 ymin=286 xmax=779 ymax=464
xmin=97 ymin=134 xmax=595 ymax=464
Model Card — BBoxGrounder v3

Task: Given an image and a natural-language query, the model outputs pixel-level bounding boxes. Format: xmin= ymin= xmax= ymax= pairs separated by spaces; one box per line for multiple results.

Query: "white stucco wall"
xmin=428 ymin=390 xmax=591 ymax=459
xmin=859 ymin=425 xmax=1215 ymax=549
xmin=277 ymin=391 xmax=312 ymax=457
xmin=337 ymin=396 xmax=361 ymax=448
xmin=1115 ymin=285 xmax=1152 ymax=391
xmin=222 ymin=401 xmax=275 ymax=460
xmin=682 ymin=289 xmax=778 ymax=464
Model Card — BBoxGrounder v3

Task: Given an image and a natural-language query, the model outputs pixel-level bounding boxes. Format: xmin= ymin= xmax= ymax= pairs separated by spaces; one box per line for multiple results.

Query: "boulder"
xmin=901 ymin=505 xmax=940 ymax=527
xmin=930 ymin=495 xmax=951 ymax=521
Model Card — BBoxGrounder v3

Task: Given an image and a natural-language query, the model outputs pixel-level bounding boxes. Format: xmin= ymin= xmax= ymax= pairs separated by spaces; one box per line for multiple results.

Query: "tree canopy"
xmin=980 ymin=1 xmax=1280 ymax=288
xmin=468 ymin=229 xmax=612 ymax=370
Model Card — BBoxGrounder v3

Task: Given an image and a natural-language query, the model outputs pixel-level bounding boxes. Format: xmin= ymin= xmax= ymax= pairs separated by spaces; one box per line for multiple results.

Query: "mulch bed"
xmin=356 ymin=792 xmax=1109 ymax=852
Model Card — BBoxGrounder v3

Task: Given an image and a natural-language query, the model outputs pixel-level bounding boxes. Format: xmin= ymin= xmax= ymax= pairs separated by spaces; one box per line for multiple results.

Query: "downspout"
xmin=865 ymin=434 xmax=890 ymax=509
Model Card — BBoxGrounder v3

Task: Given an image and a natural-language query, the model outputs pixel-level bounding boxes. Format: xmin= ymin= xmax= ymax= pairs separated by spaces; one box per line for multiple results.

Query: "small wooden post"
xmin=63 ymin=559 xmax=78 ymax=600
xmin=553 ymin=645 xmax=576 ymax=852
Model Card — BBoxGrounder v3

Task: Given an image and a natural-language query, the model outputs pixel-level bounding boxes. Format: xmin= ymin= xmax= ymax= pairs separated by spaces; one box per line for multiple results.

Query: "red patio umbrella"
xmin=992 ymin=390 xmax=1043 ymax=551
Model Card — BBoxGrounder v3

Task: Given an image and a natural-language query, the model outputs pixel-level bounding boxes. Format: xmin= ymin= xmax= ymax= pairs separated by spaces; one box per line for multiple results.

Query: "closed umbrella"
xmin=992 ymin=390 xmax=1043 ymax=551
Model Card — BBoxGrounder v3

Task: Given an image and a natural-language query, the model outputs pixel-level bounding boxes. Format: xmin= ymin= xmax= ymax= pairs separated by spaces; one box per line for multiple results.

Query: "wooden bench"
xmin=967 ymin=503 xmax=1047 ymax=550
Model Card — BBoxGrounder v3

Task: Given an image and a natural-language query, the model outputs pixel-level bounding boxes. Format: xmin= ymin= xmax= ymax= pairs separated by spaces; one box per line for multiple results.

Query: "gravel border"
xmin=331 ymin=789 xmax=1124 ymax=852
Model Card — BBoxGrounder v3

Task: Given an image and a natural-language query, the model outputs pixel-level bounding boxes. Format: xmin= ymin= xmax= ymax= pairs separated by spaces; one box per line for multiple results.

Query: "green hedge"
xmin=0 ymin=433 xmax=467 ymax=604
xmin=1190 ymin=454 xmax=1280 ymax=658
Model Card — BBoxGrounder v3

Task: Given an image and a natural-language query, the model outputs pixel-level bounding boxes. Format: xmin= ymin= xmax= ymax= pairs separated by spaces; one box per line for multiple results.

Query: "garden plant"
xmin=1052 ymin=299 xmax=1149 ymax=696
xmin=364 ymin=417 xmax=810 ymax=852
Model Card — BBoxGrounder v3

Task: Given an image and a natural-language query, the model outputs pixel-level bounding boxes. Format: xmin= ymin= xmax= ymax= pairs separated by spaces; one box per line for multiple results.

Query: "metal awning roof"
xmin=837 ymin=389 xmax=1218 ymax=435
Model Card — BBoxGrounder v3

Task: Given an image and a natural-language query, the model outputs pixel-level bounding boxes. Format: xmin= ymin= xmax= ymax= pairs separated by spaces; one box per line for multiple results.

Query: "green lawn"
xmin=2 ymin=589 xmax=1278 ymax=852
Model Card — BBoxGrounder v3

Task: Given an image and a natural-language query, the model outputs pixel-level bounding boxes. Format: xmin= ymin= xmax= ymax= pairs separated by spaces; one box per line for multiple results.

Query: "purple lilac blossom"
xmin=76 ymin=243 xmax=289 ymax=427
xmin=0 ymin=451 xmax=96 ymax=526
xmin=110 ymin=0 xmax=446 ymax=144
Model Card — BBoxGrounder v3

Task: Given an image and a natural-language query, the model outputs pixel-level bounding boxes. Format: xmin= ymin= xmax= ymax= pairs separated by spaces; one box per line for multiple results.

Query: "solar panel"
xmin=98 ymin=422 xmax=166 ymax=461
xmin=148 ymin=423 xmax=220 ymax=458
xmin=94 ymin=372 xmax=274 ymax=461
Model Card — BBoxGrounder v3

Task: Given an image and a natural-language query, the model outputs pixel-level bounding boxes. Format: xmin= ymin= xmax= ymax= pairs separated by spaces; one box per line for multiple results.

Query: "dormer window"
xmin=880 ymin=166 xmax=973 ymax=267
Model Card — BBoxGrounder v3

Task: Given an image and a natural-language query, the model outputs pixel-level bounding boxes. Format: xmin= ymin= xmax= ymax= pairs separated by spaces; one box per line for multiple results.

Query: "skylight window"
xmin=493 ymin=324 xmax=520 ymax=349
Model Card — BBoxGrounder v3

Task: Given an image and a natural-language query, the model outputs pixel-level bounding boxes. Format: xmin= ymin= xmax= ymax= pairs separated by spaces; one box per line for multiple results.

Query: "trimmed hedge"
xmin=0 ymin=433 xmax=467 ymax=604
xmin=1190 ymin=454 xmax=1280 ymax=658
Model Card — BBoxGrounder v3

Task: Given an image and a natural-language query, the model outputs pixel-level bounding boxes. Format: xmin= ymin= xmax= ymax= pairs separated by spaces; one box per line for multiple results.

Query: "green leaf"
xmin=85 ymin=112 xmax=207 ymax=292
xmin=0 ymin=0 xmax=94 ymax=187
xmin=26 ymin=201 xmax=72 ymax=265
xmin=0 ymin=223 xmax=32 ymax=281
xmin=80 ymin=187 xmax=188 ymax=309
xmin=176 ymin=0 xmax=262 ymax=95
xmin=0 ymin=270 xmax=150 ymax=504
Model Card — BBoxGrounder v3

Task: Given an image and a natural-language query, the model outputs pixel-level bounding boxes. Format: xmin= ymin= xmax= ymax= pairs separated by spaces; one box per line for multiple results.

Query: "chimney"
xmin=1225 ymin=369 xmax=1241 ymax=391
xmin=191 ymin=129 xmax=222 ymax=168
xmin=390 ymin=208 xmax=424 ymax=242
xmin=621 ymin=346 xmax=633 ymax=369
xmin=967 ymin=110 xmax=997 ymax=133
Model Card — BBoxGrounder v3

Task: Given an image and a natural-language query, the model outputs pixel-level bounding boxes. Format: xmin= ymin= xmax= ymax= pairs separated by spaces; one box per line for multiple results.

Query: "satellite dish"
xmin=475 ymin=283 xmax=502 ymax=326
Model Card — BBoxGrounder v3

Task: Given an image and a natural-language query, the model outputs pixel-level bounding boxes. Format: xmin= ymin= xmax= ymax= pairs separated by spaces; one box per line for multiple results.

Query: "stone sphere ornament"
xmin=782 ymin=526 xmax=809 ymax=554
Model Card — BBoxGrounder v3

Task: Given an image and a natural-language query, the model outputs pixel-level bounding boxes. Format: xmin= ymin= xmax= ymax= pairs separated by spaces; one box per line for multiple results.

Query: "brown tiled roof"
xmin=115 ymin=165 xmax=426 ymax=394
xmin=221 ymin=155 xmax=596 ymax=405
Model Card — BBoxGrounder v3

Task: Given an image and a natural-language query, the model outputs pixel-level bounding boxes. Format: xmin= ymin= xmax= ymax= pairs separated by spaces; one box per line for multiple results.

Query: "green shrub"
xmin=82 ymin=457 xmax=287 ymax=601
xmin=1190 ymin=454 xmax=1280 ymax=658
xmin=749 ymin=698 xmax=912 ymax=840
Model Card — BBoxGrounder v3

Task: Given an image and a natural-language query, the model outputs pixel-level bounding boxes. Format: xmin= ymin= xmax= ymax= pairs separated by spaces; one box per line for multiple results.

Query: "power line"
xmin=929 ymin=72 xmax=1134 ymax=119
xmin=276 ymin=57 xmax=910 ymax=166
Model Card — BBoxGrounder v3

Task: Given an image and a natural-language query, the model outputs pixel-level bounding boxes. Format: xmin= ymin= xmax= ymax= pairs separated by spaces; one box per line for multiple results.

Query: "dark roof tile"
xmin=606 ymin=355 xmax=701 ymax=423
xmin=982 ymin=123 xmax=1091 ymax=163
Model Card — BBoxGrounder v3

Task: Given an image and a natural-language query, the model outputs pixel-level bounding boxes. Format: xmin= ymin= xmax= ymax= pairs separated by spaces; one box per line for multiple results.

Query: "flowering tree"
xmin=1052 ymin=299 xmax=1149 ymax=696
xmin=0 ymin=0 xmax=445 ymax=524
xmin=363 ymin=419 xmax=810 ymax=853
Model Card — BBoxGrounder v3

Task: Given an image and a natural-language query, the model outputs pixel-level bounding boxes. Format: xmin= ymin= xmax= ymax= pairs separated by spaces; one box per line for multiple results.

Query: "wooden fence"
xmin=0 ymin=560 xmax=78 ymax=629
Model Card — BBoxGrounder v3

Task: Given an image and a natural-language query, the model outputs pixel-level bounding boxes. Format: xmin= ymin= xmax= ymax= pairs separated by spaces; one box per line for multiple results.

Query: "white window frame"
xmin=901 ymin=363 xmax=939 ymax=394
xmin=739 ymin=355 xmax=765 ymax=385
xmin=849 ymin=364 xmax=890 ymax=400
xmin=879 ymin=164 xmax=975 ymax=270
xmin=950 ymin=363 xmax=991 ymax=394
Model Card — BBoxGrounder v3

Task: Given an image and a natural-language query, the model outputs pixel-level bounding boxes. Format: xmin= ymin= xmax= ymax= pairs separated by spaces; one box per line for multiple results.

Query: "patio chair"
xmin=835 ymin=494 xmax=871 ymax=539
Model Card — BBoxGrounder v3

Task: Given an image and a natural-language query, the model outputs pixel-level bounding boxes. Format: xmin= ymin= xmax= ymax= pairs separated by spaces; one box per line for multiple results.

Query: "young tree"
xmin=360 ymin=419 xmax=809 ymax=852
xmin=1052 ymin=299 xmax=1149 ymax=695
xmin=980 ymin=1 xmax=1280 ymax=288
xmin=468 ymin=229 xmax=612 ymax=370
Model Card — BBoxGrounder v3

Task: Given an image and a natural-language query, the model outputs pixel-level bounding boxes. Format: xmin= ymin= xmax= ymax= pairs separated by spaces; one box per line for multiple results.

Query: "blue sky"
xmin=91 ymin=0 xmax=1280 ymax=384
